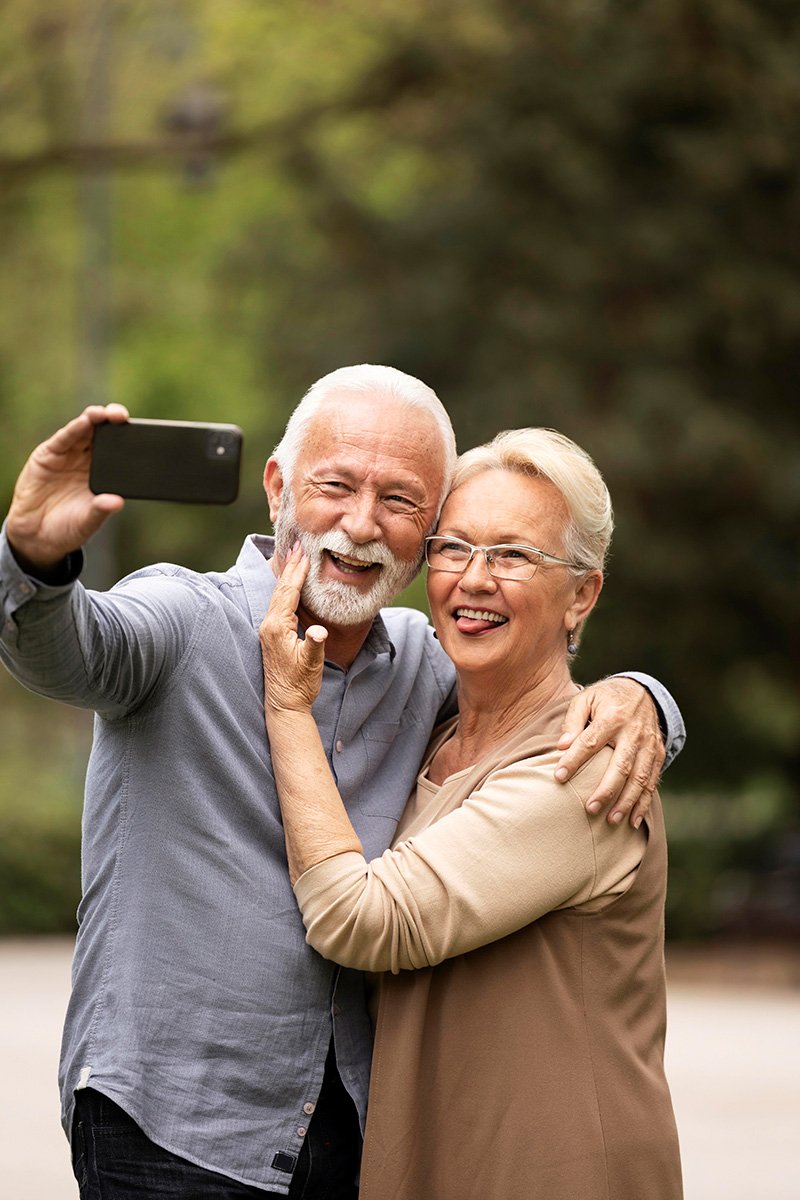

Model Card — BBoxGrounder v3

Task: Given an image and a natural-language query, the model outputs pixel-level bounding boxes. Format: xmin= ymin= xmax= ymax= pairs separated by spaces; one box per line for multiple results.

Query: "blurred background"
xmin=0 ymin=1 xmax=798 ymax=1195
xmin=2 ymin=0 xmax=798 ymax=948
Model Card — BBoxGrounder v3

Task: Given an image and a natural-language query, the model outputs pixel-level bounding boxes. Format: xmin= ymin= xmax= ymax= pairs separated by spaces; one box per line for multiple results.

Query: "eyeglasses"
xmin=424 ymin=536 xmax=579 ymax=581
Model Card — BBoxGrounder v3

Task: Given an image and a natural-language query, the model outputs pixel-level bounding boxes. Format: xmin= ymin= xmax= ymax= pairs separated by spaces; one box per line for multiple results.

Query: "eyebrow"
xmin=312 ymin=465 xmax=428 ymax=503
xmin=436 ymin=528 xmax=542 ymax=545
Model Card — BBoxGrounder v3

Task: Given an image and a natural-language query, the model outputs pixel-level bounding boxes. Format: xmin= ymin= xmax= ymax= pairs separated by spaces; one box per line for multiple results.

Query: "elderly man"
xmin=0 ymin=365 xmax=683 ymax=1200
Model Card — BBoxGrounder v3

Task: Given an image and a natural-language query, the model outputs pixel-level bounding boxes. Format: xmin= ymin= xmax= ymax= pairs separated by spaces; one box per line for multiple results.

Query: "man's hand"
xmin=555 ymin=678 xmax=665 ymax=828
xmin=7 ymin=404 xmax=129 ymax=576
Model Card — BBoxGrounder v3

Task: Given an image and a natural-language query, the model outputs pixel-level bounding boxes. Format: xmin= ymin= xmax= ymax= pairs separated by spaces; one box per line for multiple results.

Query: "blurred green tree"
xmin=0 ymin=0 xmax=798 ymax=933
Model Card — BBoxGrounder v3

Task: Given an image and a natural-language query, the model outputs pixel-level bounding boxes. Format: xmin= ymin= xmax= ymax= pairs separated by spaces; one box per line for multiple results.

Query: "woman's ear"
xmin=565 ymin=570 xmax=603 ymax=634
xmin=263 ymin=458 xmax=284 ymax=523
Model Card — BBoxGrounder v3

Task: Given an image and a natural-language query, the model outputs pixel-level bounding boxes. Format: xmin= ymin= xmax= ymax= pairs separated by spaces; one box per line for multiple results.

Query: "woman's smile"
xmin=452 ymin=606 xmax=509 ymax=635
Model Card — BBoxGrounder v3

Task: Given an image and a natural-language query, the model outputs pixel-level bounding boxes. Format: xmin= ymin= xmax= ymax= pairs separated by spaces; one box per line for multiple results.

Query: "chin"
xmin=301 ymin=578 xmax=385 ymax=627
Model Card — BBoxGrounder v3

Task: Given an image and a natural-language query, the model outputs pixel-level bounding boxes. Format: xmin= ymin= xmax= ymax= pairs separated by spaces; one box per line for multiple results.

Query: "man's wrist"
xmin=3 ymin=523 xmax=82 ymax=588
xmin=9 ymin=543 xmax=83 ymax=587
xmin=611 ymin=671 xmax=686 ymax=769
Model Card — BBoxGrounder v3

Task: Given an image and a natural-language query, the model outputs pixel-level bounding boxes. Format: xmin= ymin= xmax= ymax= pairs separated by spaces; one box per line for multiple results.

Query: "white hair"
xmin=272 ymin=364 xmax=457 ymax=513
xmin=450 ymin=428 xmax=613 ymax=572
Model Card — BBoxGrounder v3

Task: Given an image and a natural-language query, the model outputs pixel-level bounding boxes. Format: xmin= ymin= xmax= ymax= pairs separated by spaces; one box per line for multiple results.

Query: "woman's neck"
xmin=431 ymin=662 xmax=578 ymax=782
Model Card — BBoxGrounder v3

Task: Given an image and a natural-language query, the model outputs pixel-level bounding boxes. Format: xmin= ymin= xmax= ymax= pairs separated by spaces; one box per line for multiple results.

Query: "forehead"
xmin=439 ymin=469 xmax=570 ymax=543
xmin=298 ymin=392 xmax=446 ymax=489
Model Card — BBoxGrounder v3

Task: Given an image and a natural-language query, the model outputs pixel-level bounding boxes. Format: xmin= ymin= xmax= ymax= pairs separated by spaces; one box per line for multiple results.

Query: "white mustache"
xmin=312 ymin=529 xmax=397 ymax=567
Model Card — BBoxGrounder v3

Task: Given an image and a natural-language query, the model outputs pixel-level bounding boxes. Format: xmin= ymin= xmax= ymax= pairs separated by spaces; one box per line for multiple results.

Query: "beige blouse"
xmin=293 ymin=715 xmax=646 ymax=973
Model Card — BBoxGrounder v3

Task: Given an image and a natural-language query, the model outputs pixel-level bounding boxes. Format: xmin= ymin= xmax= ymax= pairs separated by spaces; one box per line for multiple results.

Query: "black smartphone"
xmin=90 ymin=418 xmax=243 ymax=505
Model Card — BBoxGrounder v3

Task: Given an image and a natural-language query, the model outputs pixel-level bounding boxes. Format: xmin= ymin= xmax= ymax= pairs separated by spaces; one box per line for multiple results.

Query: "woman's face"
xmin=426 ymin=469 xmax=601 ymax=686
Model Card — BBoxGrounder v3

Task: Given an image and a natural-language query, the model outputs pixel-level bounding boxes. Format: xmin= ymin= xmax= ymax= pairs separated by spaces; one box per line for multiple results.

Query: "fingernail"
xmin=587 ymin=800 xmax=601 ymax=814
xmin=633 ymin=816 xmax=642 ymax=829
xmin=555 ymin=767 xmax=568 ymax=781
xmin=611 ymin=811 xmax=623 ymax=825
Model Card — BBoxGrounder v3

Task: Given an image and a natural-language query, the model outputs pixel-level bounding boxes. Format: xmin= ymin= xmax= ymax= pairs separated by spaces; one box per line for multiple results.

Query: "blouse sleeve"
xmin=293 ymin=753 xmax=646 ymax=973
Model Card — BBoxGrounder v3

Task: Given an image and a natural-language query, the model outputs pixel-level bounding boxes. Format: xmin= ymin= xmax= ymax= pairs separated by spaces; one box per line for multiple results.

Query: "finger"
xmin=45 ymin=406 xmax=129 ymax=454
xmin=554 ymin=719 xmax=607 ymax=782
xmin=556 ymin=690 xmax=594 ymax=751
xmin=580 ymin=759 xmax=630 ymax=816
xmin=629 ymin=788 xmax=654 ymax=830
xmin=605 ymin=746 xmax=656 ymax=825
xmin=84 ymin=493 xmax=126 ymax=529
xmin=629 ymin=746 xmax=665 ymax=829
xmin=270 ymin=551 xmax=309 ymax=612
xmin=83 ymin=403 xmax=129 ymax=425
xmin=302 ymin=625 xmax=328 ymax=668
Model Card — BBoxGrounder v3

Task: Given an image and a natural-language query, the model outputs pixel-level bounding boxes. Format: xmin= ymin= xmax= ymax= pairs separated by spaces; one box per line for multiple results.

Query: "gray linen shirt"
xmin=0 ymin=527 xmax=684 ymax=1193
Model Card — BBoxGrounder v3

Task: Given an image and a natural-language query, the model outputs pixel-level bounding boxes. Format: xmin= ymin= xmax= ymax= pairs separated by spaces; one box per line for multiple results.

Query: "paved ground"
xmin=1 ymin=938 xmax=798 ymax=1199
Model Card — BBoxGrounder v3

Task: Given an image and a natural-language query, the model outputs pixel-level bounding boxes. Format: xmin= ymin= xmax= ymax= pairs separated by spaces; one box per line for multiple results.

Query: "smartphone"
xmin=90 ymin=418 xmax=243 ymax=505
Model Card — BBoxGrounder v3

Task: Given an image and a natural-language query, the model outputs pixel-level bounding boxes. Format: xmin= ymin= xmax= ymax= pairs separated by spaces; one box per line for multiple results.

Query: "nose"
xmin=339 ymin=492 xmax=382 ymax=544
xmin=459 ymin=549 xmax=497 ymax=592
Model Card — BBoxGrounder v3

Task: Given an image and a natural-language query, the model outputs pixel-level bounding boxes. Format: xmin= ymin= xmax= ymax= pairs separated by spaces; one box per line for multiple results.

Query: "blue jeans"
xmin=71 ymin=1050 xmax=360 ymax=1199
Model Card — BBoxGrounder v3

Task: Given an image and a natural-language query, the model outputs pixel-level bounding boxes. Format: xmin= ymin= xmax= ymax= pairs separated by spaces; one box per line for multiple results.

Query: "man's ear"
xmin=263 ymin=458 xmax=284 ymax=523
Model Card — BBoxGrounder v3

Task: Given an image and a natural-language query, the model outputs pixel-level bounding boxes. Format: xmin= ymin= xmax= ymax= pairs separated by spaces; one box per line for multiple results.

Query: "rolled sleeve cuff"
xmin=1 ymin=523 xmax=83 ymax=644
xmin=613 ymin=671 xmax=686 ymax=769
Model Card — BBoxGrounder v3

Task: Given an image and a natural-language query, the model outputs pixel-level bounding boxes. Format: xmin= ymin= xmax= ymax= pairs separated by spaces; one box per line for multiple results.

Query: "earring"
xmin=567 ymin=630 xmax=578 ymax=656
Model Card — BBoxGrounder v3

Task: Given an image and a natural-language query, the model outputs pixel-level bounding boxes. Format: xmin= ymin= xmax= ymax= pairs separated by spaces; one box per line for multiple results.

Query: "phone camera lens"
xmin=207 ymin=430 xmax=235 ymax=459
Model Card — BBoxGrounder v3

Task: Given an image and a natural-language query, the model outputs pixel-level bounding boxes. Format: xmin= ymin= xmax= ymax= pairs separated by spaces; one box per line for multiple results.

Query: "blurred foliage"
xmin=0 ymin=678 xmax=88 ymax=933
xmin=0 ymin=0 xmax=798 ymax=934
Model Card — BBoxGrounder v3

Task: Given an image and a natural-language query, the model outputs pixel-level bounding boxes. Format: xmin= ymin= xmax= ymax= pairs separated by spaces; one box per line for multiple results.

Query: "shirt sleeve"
xmin=293 ymin=753 xmax=646 ymax=974
xmin=0 ymin=525 xmax=204 ymax=718
xmin=613 ymin=672 xmax=686 ymax=768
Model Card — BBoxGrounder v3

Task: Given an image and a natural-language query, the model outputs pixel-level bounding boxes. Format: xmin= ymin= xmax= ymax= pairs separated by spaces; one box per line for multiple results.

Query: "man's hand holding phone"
xmin=7 ymin=408 xmax=243 ymax=580
xmin=7 ymin=404 xmax=129 ymax=577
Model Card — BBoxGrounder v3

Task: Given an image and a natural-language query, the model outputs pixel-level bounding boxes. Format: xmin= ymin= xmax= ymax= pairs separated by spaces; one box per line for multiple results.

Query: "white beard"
xmin=273 ymin=493 xmax=422 ymax=626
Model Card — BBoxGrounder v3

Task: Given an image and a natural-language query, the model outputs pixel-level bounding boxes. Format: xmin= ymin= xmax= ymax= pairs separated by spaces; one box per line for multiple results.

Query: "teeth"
xmin=455 ymin=608 xmax=507 ymax=625
xmin=330 ymin=551 xmax=376 ymax=570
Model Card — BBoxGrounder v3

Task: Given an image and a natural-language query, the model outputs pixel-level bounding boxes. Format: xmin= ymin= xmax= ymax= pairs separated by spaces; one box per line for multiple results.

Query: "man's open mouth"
xmin=326 ymin=550 xmax=381 ymax=575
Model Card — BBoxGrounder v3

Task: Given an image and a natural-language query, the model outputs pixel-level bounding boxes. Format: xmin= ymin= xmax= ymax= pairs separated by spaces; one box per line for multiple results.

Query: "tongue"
xmin=456 ymin=615 xmax=501 ymax=635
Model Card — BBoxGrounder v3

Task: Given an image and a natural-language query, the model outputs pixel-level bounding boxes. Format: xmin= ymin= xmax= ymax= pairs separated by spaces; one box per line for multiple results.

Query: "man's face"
xmin=268 ymin=393 xmax=446 ymax=628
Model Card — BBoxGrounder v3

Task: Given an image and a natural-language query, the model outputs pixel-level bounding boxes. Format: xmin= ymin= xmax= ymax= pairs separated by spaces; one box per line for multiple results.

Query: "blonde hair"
xmin=451 ymin=428 xmax=613 ymax=571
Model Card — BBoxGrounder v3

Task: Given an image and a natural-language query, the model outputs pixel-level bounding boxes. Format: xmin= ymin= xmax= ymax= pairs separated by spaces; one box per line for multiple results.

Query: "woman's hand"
xmin=260 ymin=545 xmax=328 ymax=714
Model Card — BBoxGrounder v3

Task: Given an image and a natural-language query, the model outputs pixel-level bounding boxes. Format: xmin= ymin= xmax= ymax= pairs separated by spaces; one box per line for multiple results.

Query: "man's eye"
xmin=320 ymin=480 xmax=349 ymax=493
xmin=384 ymin=494 xmax=415 ymax=509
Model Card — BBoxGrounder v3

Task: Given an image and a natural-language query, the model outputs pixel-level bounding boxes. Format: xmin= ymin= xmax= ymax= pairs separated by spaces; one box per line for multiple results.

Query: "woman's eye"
xmin=496 ymin=547 xmax=536 ymax=565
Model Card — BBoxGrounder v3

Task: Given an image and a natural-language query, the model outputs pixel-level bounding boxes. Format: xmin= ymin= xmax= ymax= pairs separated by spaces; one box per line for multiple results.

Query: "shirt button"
xmin=335 ymin=739 xmax=344 ymax=753
xmin=303 ymin=1102 xmax=315 ymax=1115
xmin=296 ymin=1126 xmax=307 ymax=1138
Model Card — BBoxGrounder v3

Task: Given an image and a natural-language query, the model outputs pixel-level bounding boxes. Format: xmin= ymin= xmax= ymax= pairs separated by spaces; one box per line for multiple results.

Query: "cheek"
xmin=425 ymin=573 xmax=452 ymax=619
xmin=293 ymin=496 xmax=339 ymax=535
xmin=384 ymin=521 xmax=427 ymax=563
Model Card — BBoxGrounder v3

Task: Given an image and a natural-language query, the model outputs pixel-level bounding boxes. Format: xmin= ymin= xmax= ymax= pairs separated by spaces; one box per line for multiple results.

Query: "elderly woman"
xmin=260 ymin=428 xmax=682 ymax=1200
